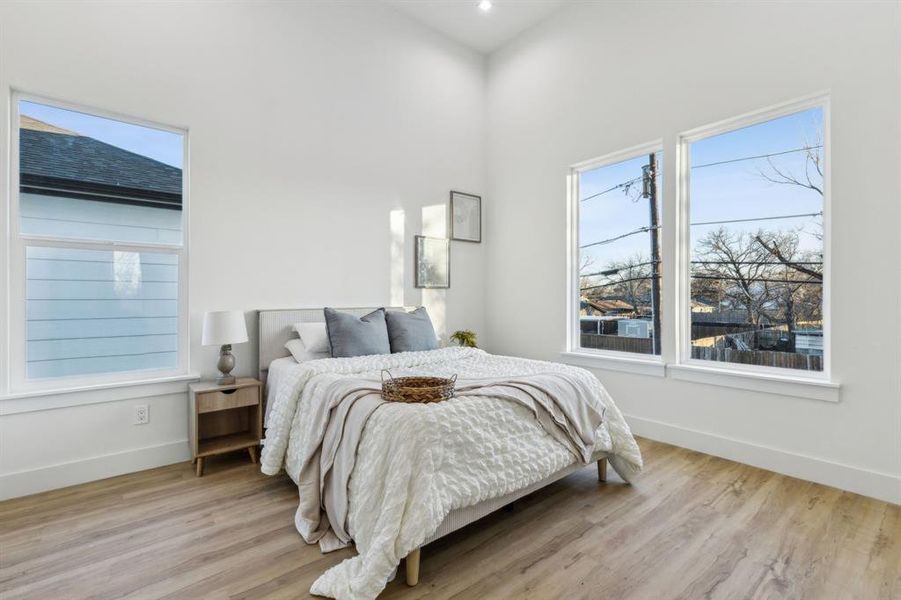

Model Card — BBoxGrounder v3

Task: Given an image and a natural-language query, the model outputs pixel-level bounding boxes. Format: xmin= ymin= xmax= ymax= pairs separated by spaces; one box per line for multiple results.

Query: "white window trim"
xmin=560 ymin=351 xmax=666 ymax=377
xmin=675 ymin=92 xmax=832 ymax=384
xmin=566 ymin=139 xmax=666 ymax=365
xmin=562 ymin=93 xmax=840 ymax=402
xmin=5 ymin=91 xmax=191 ymax=396
xmin=0 ymin=372 xmax=202 ymax=415
xmin=558 ymin=352 xmax=838 ymax=402
xmin=667 ymin=363 xmax=839 ymax=402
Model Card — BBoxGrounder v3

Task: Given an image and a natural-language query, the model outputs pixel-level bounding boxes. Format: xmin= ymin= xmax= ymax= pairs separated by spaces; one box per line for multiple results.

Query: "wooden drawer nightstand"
xmin=189 ymin=378 xmax=262 ymax=476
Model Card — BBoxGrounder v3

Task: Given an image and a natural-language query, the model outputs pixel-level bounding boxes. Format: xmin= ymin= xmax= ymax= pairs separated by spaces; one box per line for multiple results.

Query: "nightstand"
xmin=189 ymin=378 xmax=262 ymax=476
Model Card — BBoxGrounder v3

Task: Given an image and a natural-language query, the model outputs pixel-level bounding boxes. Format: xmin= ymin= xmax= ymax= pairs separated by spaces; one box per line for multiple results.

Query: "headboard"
xmin=257 ymin=307 xmax=408 ymax=386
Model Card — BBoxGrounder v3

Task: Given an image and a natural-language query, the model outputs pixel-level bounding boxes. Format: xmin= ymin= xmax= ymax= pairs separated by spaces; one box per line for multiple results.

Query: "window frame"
xmin=566 ymin=139 xmax=665 ymax=365
xmin=675 ymin=93 xmax=832 ymax=383
xmin=7 ymin=91 xmax=191 ymax=394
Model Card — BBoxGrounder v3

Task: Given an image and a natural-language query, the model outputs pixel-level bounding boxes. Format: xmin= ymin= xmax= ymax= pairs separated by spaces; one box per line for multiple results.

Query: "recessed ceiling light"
xmin=478 ymin=0 xmax=492 ymax=12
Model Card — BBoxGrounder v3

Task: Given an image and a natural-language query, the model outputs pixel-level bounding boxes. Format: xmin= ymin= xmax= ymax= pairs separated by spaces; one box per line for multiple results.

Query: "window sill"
xmin=667 ymin=363 xmax=840 ymax=403
xmin=0 ymin=373 xmax=201 ymax=415
xmin=560 ymin=351 xmax=666 ymax=377
xmin=560 ymin=351 xmax=840 ymax=403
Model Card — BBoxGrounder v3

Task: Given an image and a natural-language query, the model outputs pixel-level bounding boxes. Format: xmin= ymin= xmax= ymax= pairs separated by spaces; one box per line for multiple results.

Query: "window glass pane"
xmin=26 ymin=246 xmax=179 ymax=379
xmin=689 ymin=107 xmax=824 ymax=371
xmin=18 ymin=100 xmax=183 ymax=244
xmin=578 ymin=152 xmax=662 ymax=355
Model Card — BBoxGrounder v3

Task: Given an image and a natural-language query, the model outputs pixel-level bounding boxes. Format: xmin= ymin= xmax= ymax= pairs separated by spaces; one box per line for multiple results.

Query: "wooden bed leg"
xmin=597 ymin=457 xmax=607 ymax=482
xmin=406 ymin=548 xmax=421 ymax=586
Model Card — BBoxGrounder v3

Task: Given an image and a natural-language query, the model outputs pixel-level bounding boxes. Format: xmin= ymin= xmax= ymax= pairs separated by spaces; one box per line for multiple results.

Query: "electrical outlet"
xmin=134 ymin=404 xmax=149 ymax=425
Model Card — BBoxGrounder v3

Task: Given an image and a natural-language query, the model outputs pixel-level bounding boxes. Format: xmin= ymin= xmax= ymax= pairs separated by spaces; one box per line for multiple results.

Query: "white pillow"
xmin=293 ymin=322 xmax=330 ymax=353
xmin=284 ymin=339 xmax=330 ymax=363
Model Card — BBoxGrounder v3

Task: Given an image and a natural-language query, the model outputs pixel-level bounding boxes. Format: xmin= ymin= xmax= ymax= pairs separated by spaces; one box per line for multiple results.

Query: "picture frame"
xmin=450 ymin=190 xmax=481 ymax=243
xmin=414 ymin=235 xmax=450 ymax=289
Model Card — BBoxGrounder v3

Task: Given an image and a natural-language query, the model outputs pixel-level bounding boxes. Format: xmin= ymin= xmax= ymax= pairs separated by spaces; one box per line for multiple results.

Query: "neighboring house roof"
xmin=19 ymin=116 xmax=182 ymax=209
xmin=20 ymin=115 xmax=79 ymax=135
xmin=581 ymin=298 xmax=635 ymax=313
xmin=691 ymin=300 xmax=717 ymax=312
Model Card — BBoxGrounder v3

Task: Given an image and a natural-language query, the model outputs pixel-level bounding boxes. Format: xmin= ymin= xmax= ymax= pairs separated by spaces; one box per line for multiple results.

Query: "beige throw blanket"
xmin=294 ymin=372 xmax=606 ymax=552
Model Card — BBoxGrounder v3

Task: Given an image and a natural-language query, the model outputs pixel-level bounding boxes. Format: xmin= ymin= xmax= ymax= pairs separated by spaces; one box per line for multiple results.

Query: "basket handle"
xmin=449 ymin=374 xmax=458 ymax=385
xmin=381 ymin=369 xmax=394 ymax=385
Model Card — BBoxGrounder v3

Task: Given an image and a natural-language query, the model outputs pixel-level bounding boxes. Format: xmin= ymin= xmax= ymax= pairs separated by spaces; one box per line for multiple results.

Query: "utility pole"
xmin=643 ymin=153 xmax=662 ymax=355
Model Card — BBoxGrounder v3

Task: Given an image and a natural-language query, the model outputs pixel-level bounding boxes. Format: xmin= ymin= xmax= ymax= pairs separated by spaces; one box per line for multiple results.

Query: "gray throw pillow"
xmin=385 ymin=307 xmax=439 ymax=353
xmin=323 ymin=308 xmax=391 ymax=358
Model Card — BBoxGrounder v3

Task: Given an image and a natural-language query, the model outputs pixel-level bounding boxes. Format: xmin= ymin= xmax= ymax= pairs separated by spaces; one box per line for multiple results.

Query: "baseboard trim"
xmin=0 ymin=439 xmax=190 ymax=501
xmin=626 ymin=414 xmax=900 ymax=505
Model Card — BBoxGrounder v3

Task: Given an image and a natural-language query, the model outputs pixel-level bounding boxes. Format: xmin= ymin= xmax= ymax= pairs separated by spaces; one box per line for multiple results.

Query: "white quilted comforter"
xmin=261 ymin=347 xmax=642 ymax=599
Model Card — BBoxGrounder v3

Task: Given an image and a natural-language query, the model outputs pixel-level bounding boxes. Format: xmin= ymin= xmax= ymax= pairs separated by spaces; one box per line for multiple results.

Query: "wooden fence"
xmin=690 ymin=346 xmax=822 ymax=371
xmin=581 ymin=334 xmax=653 ymax=354
xmin=703 ymin=329 xmax=760 ymax=350
xmin=691 ymin=323 xmax=756 ymax=341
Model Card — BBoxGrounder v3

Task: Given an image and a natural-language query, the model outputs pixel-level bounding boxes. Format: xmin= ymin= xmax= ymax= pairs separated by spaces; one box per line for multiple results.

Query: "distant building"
xmin=617 ymin=319 xmax=653 ymax=339
xmin=691 ymin=300 xmax=717 ymax=313
xmin=794 ymin=329 xmax=823 ymax=356
xmin=580 ymin=297 xmax=635 ymax=317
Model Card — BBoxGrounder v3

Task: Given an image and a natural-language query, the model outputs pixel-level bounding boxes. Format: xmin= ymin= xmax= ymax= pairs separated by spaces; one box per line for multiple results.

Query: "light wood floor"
xmin=1 ymin=438 xmax=898 ymax=600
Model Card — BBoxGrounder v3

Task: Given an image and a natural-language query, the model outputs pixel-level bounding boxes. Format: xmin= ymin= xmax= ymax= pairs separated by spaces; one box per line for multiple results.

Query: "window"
xmin=10 ymin=96 xmax=187 ymax=389
xmin=683 ymin=102 xmax=826 ymax=374
xmin=571 ymin=145 xmax=663 ymax=356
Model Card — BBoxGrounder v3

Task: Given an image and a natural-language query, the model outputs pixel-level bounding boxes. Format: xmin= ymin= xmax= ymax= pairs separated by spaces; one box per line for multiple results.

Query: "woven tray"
xmin=381 ymin=370 xmax=456 ymax=403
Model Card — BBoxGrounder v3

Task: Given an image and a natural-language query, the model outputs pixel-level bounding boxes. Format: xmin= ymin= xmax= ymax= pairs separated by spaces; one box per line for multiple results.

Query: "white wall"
xmin=2 ymin=0 xmax=899 ymax=505
xmin=0 ymin=1 xmax=487 ymax=498
xmin=486 ymin=1 xmax=901 ymax=503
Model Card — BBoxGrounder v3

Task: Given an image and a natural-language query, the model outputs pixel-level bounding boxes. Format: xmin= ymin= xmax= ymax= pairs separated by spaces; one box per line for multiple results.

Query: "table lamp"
xmin=202 ymin=310 xmax=248 ymax=385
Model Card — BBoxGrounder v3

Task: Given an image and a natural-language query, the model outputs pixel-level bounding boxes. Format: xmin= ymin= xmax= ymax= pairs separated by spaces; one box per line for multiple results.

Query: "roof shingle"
xmin=19 ymin=117 xmax=182 ymax=205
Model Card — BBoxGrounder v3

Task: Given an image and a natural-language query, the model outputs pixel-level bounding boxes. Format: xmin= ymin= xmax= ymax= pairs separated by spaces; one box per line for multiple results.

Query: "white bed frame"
xmin=257 ymin=307 xmax=609 ymax=586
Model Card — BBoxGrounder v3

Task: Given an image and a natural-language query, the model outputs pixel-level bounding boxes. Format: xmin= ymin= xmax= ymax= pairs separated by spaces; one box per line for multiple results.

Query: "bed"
xmin=257 ymin=307 xmax=643 ymax=600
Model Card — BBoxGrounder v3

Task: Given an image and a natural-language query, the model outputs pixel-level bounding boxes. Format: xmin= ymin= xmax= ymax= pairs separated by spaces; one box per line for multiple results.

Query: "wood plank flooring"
xmin=0 ymin=438 xmax=898 ymax=599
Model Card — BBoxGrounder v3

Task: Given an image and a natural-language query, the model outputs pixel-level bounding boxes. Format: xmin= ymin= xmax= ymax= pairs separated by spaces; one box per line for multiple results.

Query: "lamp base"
xmin=216 ymin=344 xmax=237 ymax=387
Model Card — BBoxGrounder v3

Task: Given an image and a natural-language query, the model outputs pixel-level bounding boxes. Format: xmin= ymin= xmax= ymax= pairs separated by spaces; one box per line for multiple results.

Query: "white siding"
xmin=20 ymin=192 xmax=182 ymax=244
xmin=24 ymin=218 xmax=179 ymax=379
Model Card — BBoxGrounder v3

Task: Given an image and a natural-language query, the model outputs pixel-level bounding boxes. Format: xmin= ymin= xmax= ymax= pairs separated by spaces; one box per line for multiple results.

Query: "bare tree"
xmin=757 ymin=130 xmax=823 ymax=196
xmin=693 ymin=227 xmax=776 ymax=326
xmin=755 ymin=129 xmax=826 ymax=269
xmin=601 ymin=253 xmax=653 ymax=313
xmin=693 ymin=227 xmax=822 ymax=331
xmin=578 ymin=254 xmax=597 ymax=299
xmin=753 ymin=233 xmax=823 ymax=281
xmin=758 ymin=230 xmax=821 ymax=331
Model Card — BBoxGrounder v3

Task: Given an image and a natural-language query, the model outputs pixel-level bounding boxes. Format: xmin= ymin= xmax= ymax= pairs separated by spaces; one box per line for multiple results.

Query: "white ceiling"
xmin=385 ymin=0 xmax=570 ymax=54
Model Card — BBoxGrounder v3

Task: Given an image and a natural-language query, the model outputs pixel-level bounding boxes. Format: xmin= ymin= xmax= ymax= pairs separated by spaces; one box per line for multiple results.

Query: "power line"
xmin=690 ymin=211 xmax=822 ymax=227
xmin=580 ymin=275 xmax=658 ymax=292
xmin=691 ymin=260 xmax=822 ymax=265
xmin=580 ymin=226 xmax=659 ymax=249
xmin=692 ymin=145 xmax=822 ymax=170
xmin=581 ymin=261 xmax=658 ymax=278
xmin=690 ymin=275 xmax=822 ymax=284
xmin=581 ymin=211 xmax=820 ymax=248
xmin=580 ymin=260 xmax=821 ymax=281
xmin=580 ymin=145 xmax=822 ymax=204
xmin=579 ymin=176 xmax=642 ymax=203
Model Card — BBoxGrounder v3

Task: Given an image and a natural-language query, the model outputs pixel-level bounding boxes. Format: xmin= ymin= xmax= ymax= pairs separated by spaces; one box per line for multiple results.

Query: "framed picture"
xmin=450 ymin=191 xmax=481 ymax=243
xmin=415 ymin=235 xmax=450 ymax=288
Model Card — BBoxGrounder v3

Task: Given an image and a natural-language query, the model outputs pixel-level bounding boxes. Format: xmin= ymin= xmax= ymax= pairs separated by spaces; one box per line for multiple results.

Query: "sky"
xmin=19 ymin=100 xmax=184 ymax=168
xmin=579 ymin=107 xmax=824 ymax=284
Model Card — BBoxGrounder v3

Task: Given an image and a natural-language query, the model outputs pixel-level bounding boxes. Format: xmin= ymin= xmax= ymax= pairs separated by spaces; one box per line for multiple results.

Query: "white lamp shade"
xmin=202 ymin=310 xmax=248 ymax=346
